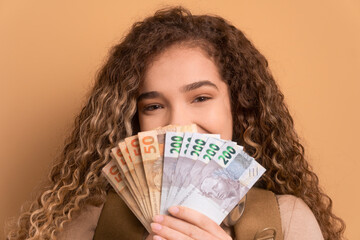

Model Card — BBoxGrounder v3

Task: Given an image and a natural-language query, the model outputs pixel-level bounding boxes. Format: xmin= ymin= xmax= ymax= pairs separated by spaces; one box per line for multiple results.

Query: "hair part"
xmin=7 ymin=5 xmax=345 ymax=240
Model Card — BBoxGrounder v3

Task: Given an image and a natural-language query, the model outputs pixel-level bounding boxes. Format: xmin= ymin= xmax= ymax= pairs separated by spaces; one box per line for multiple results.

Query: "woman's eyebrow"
xmin=180 ymin=80 xmax=219 ymax=92
xmin=137 ymin=91 xmax=162 ymax=102
xmin=137 ymin=80 xmax=218 ymax=102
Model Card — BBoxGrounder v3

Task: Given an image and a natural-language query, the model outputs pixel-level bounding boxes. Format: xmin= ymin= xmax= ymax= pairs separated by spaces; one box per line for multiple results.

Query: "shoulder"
xmin=276 ymin=194 xmax=324 ymax=240
xmin=56 ymin=204 xmax=104 ymax=240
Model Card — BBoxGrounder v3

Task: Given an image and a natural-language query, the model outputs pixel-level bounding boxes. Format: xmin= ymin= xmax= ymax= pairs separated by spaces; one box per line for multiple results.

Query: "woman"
xmin=6 ymin=5 xmax=345 ymax=240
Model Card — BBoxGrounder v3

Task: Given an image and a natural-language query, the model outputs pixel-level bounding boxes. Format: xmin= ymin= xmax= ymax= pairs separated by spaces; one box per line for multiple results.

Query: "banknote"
xmin=139 ymin=125 xmax=178 ymax=216
xmin=172 ymin=137 xmax=225 ymax=206
xmin=156 ymin=124 xmax=197 ymax=214
xmin=138 ymin=131 xmax=161 ymax=216
xmin=190 ymin=137 xmax=226 ymax=185
xmin=172 ymin=133 xmax=220 ymax=205
xmin=109 ymin=151 xmax=139 ymax=206
xmin=124 ymin=136 xmax=153 ymax=219
xmin=110 ymin=147 xmax=148 ymax=220
xmin=165 ymin=132 xmax=194 ymax=211
xmin=161 ymin=132 xmax=184 ymax=214
xmin=119 ymin=141 xmax=152 ymax=220
xmin=102 ymin=159 xmax=151 ymax=232
xmin=179 ymin=142 xmax=265 ymax=224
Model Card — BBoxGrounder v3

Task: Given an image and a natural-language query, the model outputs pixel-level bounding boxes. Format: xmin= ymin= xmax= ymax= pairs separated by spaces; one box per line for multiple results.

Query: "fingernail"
xmin=151 ymin=222 xmax=162 ymax=231
xmin=168 ymin=206 xmax=179 ymax=214
xmin=153 ymin=215 xmax=164 ymax=223
xmin=153 ymin=235 xmax=163 ymax=240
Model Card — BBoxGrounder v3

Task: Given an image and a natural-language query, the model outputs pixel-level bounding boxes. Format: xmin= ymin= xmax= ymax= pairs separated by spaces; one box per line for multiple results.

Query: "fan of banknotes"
xmin=102 ymin=124 xmax=266 ymax=233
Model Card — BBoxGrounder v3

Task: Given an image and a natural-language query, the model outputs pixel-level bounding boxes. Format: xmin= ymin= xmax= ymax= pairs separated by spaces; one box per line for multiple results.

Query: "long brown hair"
xmin=7 ymin=5 xmax=345 ymax=239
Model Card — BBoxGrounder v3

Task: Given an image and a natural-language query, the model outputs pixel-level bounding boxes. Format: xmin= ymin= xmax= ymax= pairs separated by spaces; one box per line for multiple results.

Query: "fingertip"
xmin=150 ymin=222 xmax=162 ymax=231
xmin=153 ymin=235 xmax=164 ymax=240
xmin=168 ymin=206 xmax=179 ymax=215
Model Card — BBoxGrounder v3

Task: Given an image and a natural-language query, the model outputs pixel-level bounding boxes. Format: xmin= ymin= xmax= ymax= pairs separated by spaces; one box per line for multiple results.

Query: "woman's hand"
xmin=146 ymin=206 xmax=232 ymax=240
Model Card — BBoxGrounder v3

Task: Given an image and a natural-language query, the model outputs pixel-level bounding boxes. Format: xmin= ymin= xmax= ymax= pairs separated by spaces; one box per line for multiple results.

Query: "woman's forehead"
xmin=140 ymin=46 xmax=223 ymax=92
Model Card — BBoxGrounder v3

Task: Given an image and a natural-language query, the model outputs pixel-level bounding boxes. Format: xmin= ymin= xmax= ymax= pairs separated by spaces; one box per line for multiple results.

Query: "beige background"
xmin=1 ymin=0 xmax=359 ymax=239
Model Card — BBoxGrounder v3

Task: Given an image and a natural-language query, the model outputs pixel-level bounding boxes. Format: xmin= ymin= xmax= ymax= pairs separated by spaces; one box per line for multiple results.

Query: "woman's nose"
xmin=167 ymin=105 xmax=192 ymax=126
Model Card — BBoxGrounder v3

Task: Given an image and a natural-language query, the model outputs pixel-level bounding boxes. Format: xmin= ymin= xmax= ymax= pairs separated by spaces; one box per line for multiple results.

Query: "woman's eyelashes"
xmin=142 ymin=103 xmax=163 ymax=112
xmin=141 ymin=95 xmax=212 ymax=113
xmin=192 ymin=95 xmax=212 ymax=103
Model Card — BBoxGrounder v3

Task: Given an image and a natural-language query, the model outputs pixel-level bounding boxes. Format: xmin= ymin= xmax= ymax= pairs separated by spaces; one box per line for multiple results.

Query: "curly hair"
xmin=6 ymin=5 xmax=345 ymax=240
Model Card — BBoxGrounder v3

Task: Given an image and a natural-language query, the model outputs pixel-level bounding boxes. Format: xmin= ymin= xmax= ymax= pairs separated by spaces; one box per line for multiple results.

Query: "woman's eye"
xmin=143 ymin=104 xmax=163 ymax=112
xmin=193 ymin=96 xmax=211 ymax=103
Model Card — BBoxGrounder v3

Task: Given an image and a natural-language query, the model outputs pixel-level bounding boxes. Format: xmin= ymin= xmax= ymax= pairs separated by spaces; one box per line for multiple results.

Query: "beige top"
xmin=57 ymin=194 xmax=324 ymax=240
